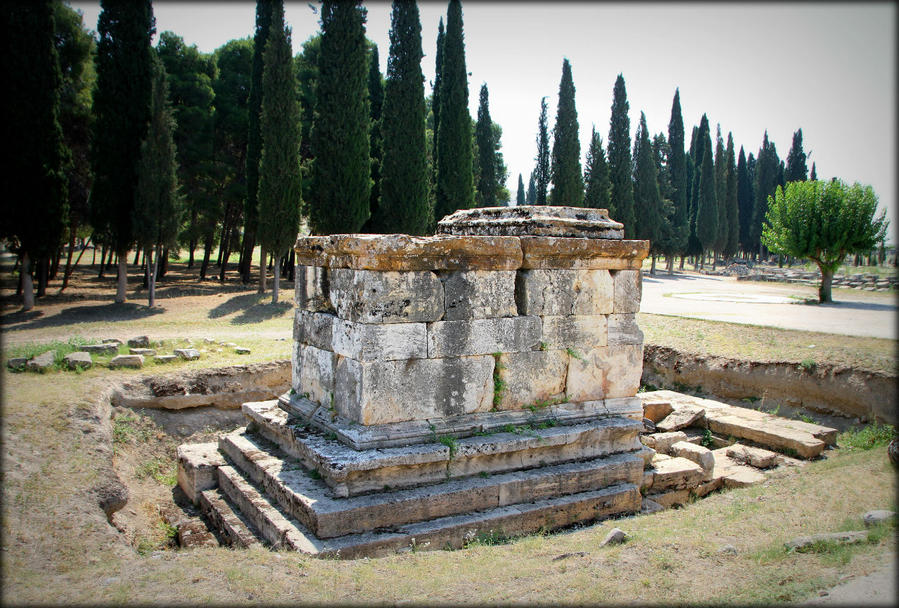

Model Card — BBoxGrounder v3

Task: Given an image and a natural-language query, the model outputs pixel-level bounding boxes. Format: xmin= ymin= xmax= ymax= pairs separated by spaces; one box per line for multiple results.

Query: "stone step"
xmin=214 ymin=462 xmax=640 ymax=559
xmin=197 ymin=487 xmax=262 ymax=549
xmin=244 ymin=400 xmax=642 ymax=497
xmin=219 ymin=427 xmax=643 ymax=539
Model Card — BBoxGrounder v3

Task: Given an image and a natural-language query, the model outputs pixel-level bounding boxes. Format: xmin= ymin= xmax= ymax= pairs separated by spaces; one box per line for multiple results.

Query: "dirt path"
xmin=805 ymin=556 xmax=897 ymax=605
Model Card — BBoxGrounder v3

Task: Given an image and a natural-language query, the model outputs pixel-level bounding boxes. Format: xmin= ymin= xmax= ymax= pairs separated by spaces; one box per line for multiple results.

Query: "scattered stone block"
xmin=641 ymin=431 xmax=688 ymax=453
xmin=862 ymin=510 xmax=895 ymax=527
xmin=540 ymin=315 xmax=607 ymax=350
xmin=109 ymin=354 xmax=144 ymax=369
xmin=612 ymin=269 xmax=641 ymax=313
xmin=127 ymin=336 xmax=150 ymax=348
xmin=646 ymin=488 xmax=691 ymax=508
xmin=693 ymin=477 xmax=723 ymax=498
xmin=102 ymin=338 xmax=123 ymax=346
xmin=649 ymin=456 xmax=705 ymax=491
xmin=600 ymin=527 xmax=628 ymax=546
xmin=515 ymin=268 xmax=613 ymax=316
xmin=177 ymin=442 xmax=225 ymax=504
xmin=154 ymin=355 xmax=177 ymax=364
xmin=607 ymin=313 xmax=643 ymax=346
xmin=329 ymin=268 xmax=444 ymax=324
xmin=7 ymin=357 xmax=28 ymax=370
xmin=129 ymin=348 xmax=156 ymax=356
xmin=721 ymin=467 xmax=766 ymax=488
xmin=441 ymin=270 xmax=517 ymax=320
xmin=784 ymin=531 xmax=867 ymax=552
xmin=26 ymin=351 xmax=56 ymax=372
xmin=235 ymin=347 xmax=251 ymax=355
xmin=82 ymin=343 xmax=119 ymax=355
xmin=495 ymin=350 xmax=568 ymax=410
xmin=642 ymin=400 xmax=673 ymax=424
xmin=640 ymin=498 xmax=664 ymax=514
xmin=657 ymin=405 xmax=705 ymax=432
xmin=670 ymin=441 xmax=715 ymax=479
xmin=64 ymin=351 xmax=92 ymax=370
xmin=704 ymin=410 xmax=826 ymax=459
xmin=174 ymin=348 xmax=200 ymax=361
xmin=332 ymin=318 xmax=427 ymax=362
xmin=726 ymin=444 xmax=782 ymax=469
xmin=427 ymin=316 xmax=541 ymax=358
xmin=203 ymin=337 xmax=216 ymax=344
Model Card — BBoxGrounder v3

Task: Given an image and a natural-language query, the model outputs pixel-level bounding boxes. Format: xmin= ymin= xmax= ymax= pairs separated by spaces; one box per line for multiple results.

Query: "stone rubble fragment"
xmin=600 ymin=527 xmax=629 ymax=546
xmin=64 ymin=351 xmax=92 ymax=370
xmin=109 ymin=354 xmax=144 ymax=369
xmin=127 ymin=336 xmax=150 ymax=348
xmin=26 ymin=351 xmax=56 ymax=372
xmin=174 ymin=348 xmax=201 ymax=361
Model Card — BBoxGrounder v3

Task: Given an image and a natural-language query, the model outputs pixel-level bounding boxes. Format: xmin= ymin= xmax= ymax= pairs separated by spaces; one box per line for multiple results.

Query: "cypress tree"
xmin=431 ymin=17 xmax=444 ymax=188
xmin=434 ymin=0 xmax=473 ymax=221
xmin=133 ymin=53 xmax=180 ymax=308
xmin=713 ymin=124 xmax=728 ymax=262
xmin=257 ymin=1 xmax=301 ymax=301
xmin=375 ymin=0 xmax=430 ymax=234
xmin=750 ymin=132 xmax=780 ymax=257
xmin=632 ymin=112 xmax=662 ymax=271
xmin=695 ymin=127 xmax=718 ymax=265
xmin=310 ymin=1 xmax=371 ymax=234
xmin=686 ymin=115 xmax=710 ymax=259
xmin=785 ymin=128 xmax=808 ymax=182
xmin=1 ymin=0 xmax=69 ymax=310
xmin=89 ymin=0 xmax=154 ymax=303
xmin=608 ymin=74 xmax=634 ymax=235
xmin=240 ymin=0 xmax=273 ymax=283
xmin=550 ymin=58 xmax=583 ymax=206
xmin=810 ymin=162 xmax=817 ymax=181
xmin=526 ymin=171 xmax=536 ymax=204
xmin=364 ymin=43 xmax=385 ymax=231
xmin=736 ymin=146 xmax=753 ymax=254
xmin=583 ymin=126 xmax=610 ymax=210
xmin=475 ymin=83 xmax=497 ymax=207
xmin=666 ymin=89 xmax=689 ymax=263
xmin=534 ymin=96 xmax=550 ymax=205
xmin=516 ymin=174 xmax=525 ymax=205
xmin=723 ymin=132 xmax=739 ymax=260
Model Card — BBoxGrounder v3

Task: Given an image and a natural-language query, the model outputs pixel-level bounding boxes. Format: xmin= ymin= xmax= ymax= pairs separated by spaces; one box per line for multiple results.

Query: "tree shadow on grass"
xmin=0 ymin=302 xmax=164 ymax=333
xmin=208 ymin=292 xmax=293 ymax=325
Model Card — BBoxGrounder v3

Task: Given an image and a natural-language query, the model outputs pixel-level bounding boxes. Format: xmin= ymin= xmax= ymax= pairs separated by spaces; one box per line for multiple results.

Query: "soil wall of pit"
xmin=642 ymin=344 xmax=897 ymax=425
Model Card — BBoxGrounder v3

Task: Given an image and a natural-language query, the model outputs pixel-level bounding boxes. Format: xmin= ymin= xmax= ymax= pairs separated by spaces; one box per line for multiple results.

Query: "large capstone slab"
xmin=437 ymin=205 xmax=624 ymax=239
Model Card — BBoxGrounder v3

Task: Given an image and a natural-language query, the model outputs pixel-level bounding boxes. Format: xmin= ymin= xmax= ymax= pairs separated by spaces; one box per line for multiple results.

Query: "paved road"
xmin=640 ymin=272 xmax=897 ymax=340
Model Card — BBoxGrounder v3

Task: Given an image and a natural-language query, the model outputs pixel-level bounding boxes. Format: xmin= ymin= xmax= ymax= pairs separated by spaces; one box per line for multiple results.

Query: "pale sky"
xmin=71 ymin=1 xmax=897 ymax=244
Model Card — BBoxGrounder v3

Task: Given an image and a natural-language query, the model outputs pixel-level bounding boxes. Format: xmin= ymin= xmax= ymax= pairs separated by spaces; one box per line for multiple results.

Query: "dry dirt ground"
xmin=1 ymin=257 xmax=896 ymax=605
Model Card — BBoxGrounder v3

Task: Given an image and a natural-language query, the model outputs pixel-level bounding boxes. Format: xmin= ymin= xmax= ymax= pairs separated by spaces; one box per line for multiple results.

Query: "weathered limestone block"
xmin=441 ymin=270 xmax=517 ymax=320
xmin=612 ymin=270 xmax=641 ymax=313
xmin=670 ymin=440 xmax=715 ymax=479
xmin=427 ymin=316 xmax=541 ymax=358
xmin=293 ymin=344 xmax=336 ymax=407
xmin=129 ymin=348 xmax=156 ymax=356
xmin=607 ymin=314 xmax=644 ymax=346
xmin=565 ymin=344 xmax=643 ymax=402
xmin=725 ymin=444 xmax=782 ymax=469
xmin=81 ymin=343 xmax=118 ymax=355
xmin=128 ymin=336 xmax=150 ymax=348
xmin=174 ymin=348 xmax=200 ymax=361
xmin=26 ymin=350 xmax=56 ymax=372
xmin=641 ymin=431 xmax=688 ymax=453
xmin=495 ymin=350 xmax=568 ymax=410
xmin=515 ymin=269 xmax=613 ymax=316
xmin=64 ymin=351 xmax=92 ymax=370
xmin=649 ymin=456 xmax=705 ymax=491
xmin=332 ymin=318 xmax=427 ymax=362
xmin=329 ymin=268 xmax=444 ymax=324
xmin=295 ymin=265 xmax=331 ymax=312
xmin=646 ymin=488 xmax=691 ymax=508
xmin=334 ymin=355 xmax=494 ymax=425
xmin=541 ymin=315 xmax=607 ymax=350
xmin=437 ymin=205 xmax=625 ymax=238
xmin=154 ymin=355 xmax=177 ymax=364
xmin=109 ymin=354 xmax=144 ymax=369
xmin=177 ymin=442 xmax=225 ymax=505
xmin=656 ymin=405 xmax=705 ymax=432
xmin=642 ymin=400 xmax=673 ymax=423
xmin=293 ymin=310 xmax=334 ymax=351
xmin=519 ymin=236 xmax=649 ymax=270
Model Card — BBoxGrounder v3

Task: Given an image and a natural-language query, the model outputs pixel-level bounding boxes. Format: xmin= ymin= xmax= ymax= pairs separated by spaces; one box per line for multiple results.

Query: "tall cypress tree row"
xmin=550 ymin=58 xmax=583 ymax=206
xmin=534 ymin=96 xmax=550 ymax=205
xmin=736 ymin=146 xmax=753 ymax=254
xmin=430 ymin=17 xmax=444 ymax=192
xmin=723 ymin=132 xmax=739 ymax=260
xmin=434 ymin=0 xmax=472 ymax=221
xmin=526 ymin=171 xmax=536 ymax=204
xmin=632 ymin=111 xmax=662 ymax=270
xmin=695 ymin=130 xmax=718 ymax=266
xmin=375 ymin=0 xmax=429 ymax=234
xmin=133 ymin=53 xmax=180 ymax=308
xmin=257 ymin=1 xmax=301 ymax=300
xmin=686 ymin=115 xmax=710 ymax=259
xmin=310 ymin=0 xmax=371 ymax=234
xmin=810 ymin=162 xmax=817 ymax=181
xmin=583 ymin=126 xmax=610 ymax=210
xmin=749 ymin=132 xmax=780 ymax=257
xmin=785 ymin=128 xmax=808 ymax=182
xmin=608 ymin=74 xmax=634 ymax=235
xmin=665 ymin=89 xmax=689 ymax=263
xmin=516 ymin=174 xmax=525 ymax=205
xmin=713 ymin=124 xmax=728 ymax=261
xmin=1 ymin=0 xmax=69 ymax=310
xmin=363 ymin=43 xmax=384 ymax=231
xmin=89 ymin=0 xmax=154 ymax=303
xmin=475 ymin=83 xmax=497 ymax=207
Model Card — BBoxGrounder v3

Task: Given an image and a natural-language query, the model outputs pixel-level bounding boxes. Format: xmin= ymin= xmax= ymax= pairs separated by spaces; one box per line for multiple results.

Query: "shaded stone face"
xmin=329 ymin=268 xmax=444 ymax=324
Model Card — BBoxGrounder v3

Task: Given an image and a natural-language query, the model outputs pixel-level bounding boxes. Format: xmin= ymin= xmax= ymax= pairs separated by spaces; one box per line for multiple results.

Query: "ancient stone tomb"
xmin=178 ymin=206 xmax=654 ymax=557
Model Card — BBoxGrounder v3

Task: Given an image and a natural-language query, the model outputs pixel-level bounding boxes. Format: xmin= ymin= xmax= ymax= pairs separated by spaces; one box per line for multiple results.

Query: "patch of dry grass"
xmin=639 ymin=312 xmax=897 ymax=375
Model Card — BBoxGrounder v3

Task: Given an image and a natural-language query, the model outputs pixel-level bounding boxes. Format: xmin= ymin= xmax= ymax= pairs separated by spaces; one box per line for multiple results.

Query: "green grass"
xmin=135 ymin=457 xmax=178 ymax=486
xmin=838 ymin=422 xmax=895 ymax=451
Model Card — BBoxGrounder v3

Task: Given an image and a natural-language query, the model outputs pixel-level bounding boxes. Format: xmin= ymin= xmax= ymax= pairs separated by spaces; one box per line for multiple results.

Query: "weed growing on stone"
xmin=838 ymin=422 xmax=895 ymax=451
xmin=565 ymin=347 xmax=584 ymax=361
xmin=492 ymin=353 xmax=506 ymax=409
xmin=800 ymin=358 xmax=817 ymax=372
xmin=700 ymin=429 xmax=715 ymax=449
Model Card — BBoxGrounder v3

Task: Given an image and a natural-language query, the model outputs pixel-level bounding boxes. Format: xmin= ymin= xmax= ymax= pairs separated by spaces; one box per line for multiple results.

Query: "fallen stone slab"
xmin=235 ymin=347 xmax=251 ymax=355
xmin=7 ymin=357 xmax=28 ymax=370
xmin=641 ymin=431 xmax=688 ymax=454
xmin=154 ymin=355 xmax=177 ymax=364
xmin=670 ymin=441 xmax=714 ymax=478
xmin=710 ymin=448 xmax=767 ymax=488
xmin=127 ymin=336 xmax=150 ymax=348
xmin=649 ymin=456 xmax=705 ymax=491
xmin=642 ymin=400 xmax=673 ymax=424
xmin=600 ymin=527 xmax=628 ymax=546
xmin=640 ymin=498 xmax=664 ymax=514
xmin=129 ymin=348 xmax=156 ymax=356
xmin=26 ymin=351 xmax=56 ymax=372
xmin=656 ymin=405 xmax=705 ymax=432
xmin=109 ymin=354 xmax=144 ymax=369
xmin=82 ymin=343 xmax=119 ymax=355
xmin=174 ymin=348 xmax=201 ymax=361
xmin=645 ymin=488 xmax=691 ymax=508
xmin=693 ymin=477 xmax=723 ymax=498
xmin=102 ymin=338 xmax=123 ymax=346
xmin=64 ymin=351 xmax=92 ymax=370
xmin=784 ymin=531 xmax=868 ymax=552
xmin=726 ymin=444 xmax=782 ymax=469
xmin=704 ymin=410 xmax=826 ymax=459
xmin=862 ymin=510 xmax=896 ymax=527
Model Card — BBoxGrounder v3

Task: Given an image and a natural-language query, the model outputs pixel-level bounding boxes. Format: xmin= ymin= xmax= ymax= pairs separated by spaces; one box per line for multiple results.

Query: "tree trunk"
xmin=145 ymin=246 xmax=154 ymax=307
xmin=650 ymin=255 xmax=656 ymax=276
xmin=37 ymin=256 xmax=49 ymax=297
xmin=258 ymin=245 xmax=267 ymax=294
xmin=679 ymin=255 xmax=685 ymax=271
xmin=272 ymin=257 xmax=280 ymax=304
xmin=133 ymin=248 xmax=141 ymax=266
xmin=61 ymin=233 xmax=90 ymax=293
xmin=699 ymin=252 xmax=704 ymax=270
xmin=50 ymin=246 xmax=61 ymax=280
xmin=98 ymin=244 xmax=106 ymax=278
xmin=21 ymin=252 xmax=34 ymax=311
xmin=818 ymin=265 xmax=834 ymax=303
xmin=200 ymin=232 xmax=213 ymax=280
xmin=239 ymin=230 xmax=256 ymax=284
xmin=61 ymin=225 xmax=77 ymax=292
xmin=157 ymin=248 xmax=168 ymax=280
xmin=115 ymin=255 xmax=127 ymax=303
